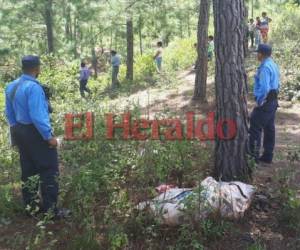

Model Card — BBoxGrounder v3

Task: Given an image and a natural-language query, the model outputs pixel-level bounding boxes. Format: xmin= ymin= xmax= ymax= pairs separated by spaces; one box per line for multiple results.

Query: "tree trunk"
xmin=114 ymin=30 xmax=118 ymax=51
xmin=91 ymin=38 xmax=98 ymax=78
xmin=91 ymin=47 xmax=97 ymax=78
xmin=193 ymin=0 xmax=210 ymax=102
xmin=187 ymin=12 xmax=191 ymax=37
xmin=244 ymin=6 xmax=249 ymax=57
xmin=73 ymin=17 xmax=78 ymax=58
xmin=110 ymin=27 xmax=113 ymax=49
xmin=138 ymin=16 xmax=143 ymax=55
xmin=45 ymin=0 xmax=54 ymax=54
xmin=179 ymin=16 xmax=183 ymax=38
xmin=126 ymin=17 xmax=134 ymax=81
xmin=65 ymin=4 xmax=72 ymax=40
xmin=213 ymin=0 xmax=250 ymax=181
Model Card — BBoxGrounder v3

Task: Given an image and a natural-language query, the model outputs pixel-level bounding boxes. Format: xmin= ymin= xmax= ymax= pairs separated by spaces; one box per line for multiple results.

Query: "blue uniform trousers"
xmin=249 ymin=100 xmax=278 ymax=162
xmin=12 ymin=124 xmax=59 ymax=213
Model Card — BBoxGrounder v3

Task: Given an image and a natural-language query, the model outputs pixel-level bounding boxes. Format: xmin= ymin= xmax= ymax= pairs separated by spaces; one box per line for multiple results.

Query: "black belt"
xmin=16 ymin=123 xmax=34 ymax=127
xmin=266 ymin=89 xmax=278 ymax=103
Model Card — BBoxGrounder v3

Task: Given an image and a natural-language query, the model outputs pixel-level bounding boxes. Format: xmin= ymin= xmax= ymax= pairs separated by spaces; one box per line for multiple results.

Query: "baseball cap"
xmin=255 ymin=44 xmax=272 ymax=56
xmin=22 ymin=55 xmax=41 ymax=70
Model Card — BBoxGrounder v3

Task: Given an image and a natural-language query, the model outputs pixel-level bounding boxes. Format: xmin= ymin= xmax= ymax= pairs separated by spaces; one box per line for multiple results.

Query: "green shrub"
xmin=164 ymin=38 xmax=197 ymax=71
xmin=272 ymin=4 xmax=300 ymax=43
xmin=279 ymin=187 xmax=300 ymax=233
xmin=134 ymin=54 xmax=156 ymax=81
xmin=0 ymin=183 xmax=23 ymax=218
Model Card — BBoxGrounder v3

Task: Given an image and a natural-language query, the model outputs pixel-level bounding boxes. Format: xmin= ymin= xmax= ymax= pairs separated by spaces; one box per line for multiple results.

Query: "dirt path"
xmin=107 ymin=69 xmax=215 ymax=117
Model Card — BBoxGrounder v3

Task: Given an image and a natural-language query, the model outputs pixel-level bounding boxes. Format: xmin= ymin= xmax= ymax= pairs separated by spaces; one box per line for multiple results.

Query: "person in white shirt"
xmin=255 ymin=17 xmax=262 ymax=48
xmin=260 ymin=12 xmax=272 ymax=43
xmin=153 ymin=41 xmax=163 ymax=72
xmin=207 ymin=36 xmax=214 ymax=61
xmin=248 ymin=18 xmax=256 ymax=48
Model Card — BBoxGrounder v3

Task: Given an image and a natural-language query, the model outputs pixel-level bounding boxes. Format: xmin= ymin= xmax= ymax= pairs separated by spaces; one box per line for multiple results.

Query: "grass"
xmin=0 ymin=86 xmax=4 ymax=111
xmin=247 ymin=242 xmax=266 ymax=250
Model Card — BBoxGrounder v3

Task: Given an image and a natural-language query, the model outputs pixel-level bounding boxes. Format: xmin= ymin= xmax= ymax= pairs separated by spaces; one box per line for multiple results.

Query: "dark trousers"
xmin=12 ymin=124 xmax=59 ymax=213
xmin=80 ymin=79 xmax=91 ymax=97
xmin=249 ymin=100 xmax=278 ymax=162
xmin=112 ymin=66 xmax=120 ymax=89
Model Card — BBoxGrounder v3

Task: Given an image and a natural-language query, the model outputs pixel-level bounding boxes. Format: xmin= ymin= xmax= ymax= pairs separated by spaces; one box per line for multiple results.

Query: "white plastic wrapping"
xmin=137 ymin=177 xmax=255 ymax=225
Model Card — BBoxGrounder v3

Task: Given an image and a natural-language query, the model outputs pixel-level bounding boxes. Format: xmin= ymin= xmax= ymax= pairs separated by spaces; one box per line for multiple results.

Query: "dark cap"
xmin=110 ymin=50 xmax=117 ymax=54
xmin=22 ymin=55 xmax=41 ymax=70
xmin=256 ymin=44 xmax=272 ymax=56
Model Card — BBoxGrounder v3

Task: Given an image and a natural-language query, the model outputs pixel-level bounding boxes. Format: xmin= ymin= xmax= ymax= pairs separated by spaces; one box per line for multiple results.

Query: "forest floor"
xmin=109 ymin=56 xmax=300 ymax=249
xmin=0 ymin=55 xmax=300 ymax=250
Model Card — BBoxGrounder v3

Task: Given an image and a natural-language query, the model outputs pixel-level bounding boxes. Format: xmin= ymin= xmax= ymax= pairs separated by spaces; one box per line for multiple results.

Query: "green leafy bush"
xmin=279 ymin=187 xmax=300 ymax=234
xmin=134 ymin=54 xmax=156 ymax=81
xmin=272 ymin=3 xmax=300 ymax=43
xmin=164 ymin=38 xmax=197 ymax=71
xmin=0 ymin=183 xmax=23 ymax=218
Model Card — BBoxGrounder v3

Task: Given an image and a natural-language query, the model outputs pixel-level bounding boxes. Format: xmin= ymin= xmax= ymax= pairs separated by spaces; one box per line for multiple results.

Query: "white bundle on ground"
xmin=200 ymin=177 xmax=256 ymax=219
xmin=137 ymin=188 xmax=193 ymax=225
xmin=137 ymin=177 xmax=255 ymax=226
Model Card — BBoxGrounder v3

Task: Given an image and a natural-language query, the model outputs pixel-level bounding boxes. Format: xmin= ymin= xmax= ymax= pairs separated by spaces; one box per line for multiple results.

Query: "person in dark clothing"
xmin=79 ymin=62 xmax=91 ymax=97
xmin=249 ymin=45 xmax=280 ymax=164
xmin=111 ymin=50 xmax=121 ymax=89
xmin=5 ymin=56 xmax=68 ymax=218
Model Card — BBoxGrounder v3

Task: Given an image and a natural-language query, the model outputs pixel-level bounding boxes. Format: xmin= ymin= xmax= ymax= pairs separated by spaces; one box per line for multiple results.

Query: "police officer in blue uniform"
xmin=5 ymin=56 xmax=60 ymax=215
xmin=249 ymin=44 xmax=280 ymax=164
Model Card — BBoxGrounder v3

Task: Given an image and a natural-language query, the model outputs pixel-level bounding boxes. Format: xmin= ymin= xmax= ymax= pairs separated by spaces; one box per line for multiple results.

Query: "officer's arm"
xmin=5 ymin=89 xmax=17 ymax=126
xmin=28 ymin=84 xmax=53 ymax=140
xmin=255 ymin=67 xmax=271 ymax=106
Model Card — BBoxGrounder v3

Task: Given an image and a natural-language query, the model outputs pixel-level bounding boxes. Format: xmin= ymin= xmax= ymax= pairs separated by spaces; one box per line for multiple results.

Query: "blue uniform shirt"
xmin=5 ymin=74 xmax=53 ymax=140
xmin=254 ymin=57 xmax=280 ymax=106
xmin=111 ymin=54 xmax=121 ymax=67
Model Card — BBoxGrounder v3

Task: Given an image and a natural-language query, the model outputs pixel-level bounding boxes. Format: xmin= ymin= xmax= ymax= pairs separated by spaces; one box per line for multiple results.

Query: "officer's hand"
xmin=48 ymin=137 xmax=58 ymax=148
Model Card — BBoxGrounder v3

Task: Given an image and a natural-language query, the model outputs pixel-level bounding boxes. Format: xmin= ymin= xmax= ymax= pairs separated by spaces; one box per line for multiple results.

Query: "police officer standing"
xmin=249 ymin=44 xmax=280 ymax=164
xmin=5 ymin=56 xmax=60 ymax=216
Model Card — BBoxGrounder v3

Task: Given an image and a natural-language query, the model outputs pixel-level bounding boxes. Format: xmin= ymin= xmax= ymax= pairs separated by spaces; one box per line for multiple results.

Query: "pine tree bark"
xmin=193 ymin=0 xmax=210 ymax=102
xmin=73 ymin=17 xmax=78 ymax=58
xmin=244 ymin=6 xmax=249 ymax=57
xmin=45 ymin=0 xmax=54 ymax=54
xmin=138 ymin=16 xmax=143 ymax=55
xmin=126 ymin=17 xmax=134 ymax=81
xmin=91 ymin=42 xmax=98 ymax=79
xmin=187 ymin=12 xmax=191 ymax=37
xmin=213 ymin=0 xmax=250 ymax=181
xmin=65 ymin=3 xmax=72 ymax=40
